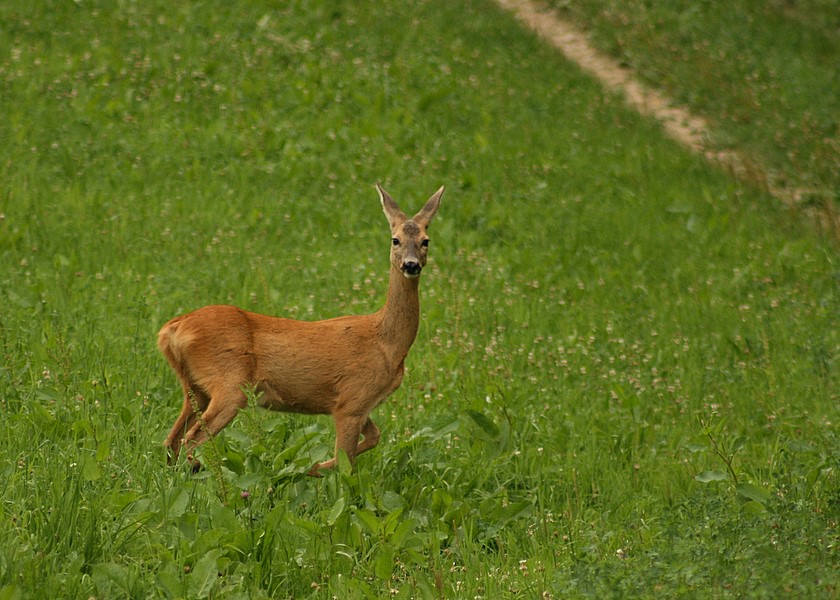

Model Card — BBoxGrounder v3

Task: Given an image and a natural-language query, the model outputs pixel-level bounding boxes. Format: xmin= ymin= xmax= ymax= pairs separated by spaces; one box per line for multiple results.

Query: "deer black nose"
xmin=403 ymin=261 xmax=422 ymax=276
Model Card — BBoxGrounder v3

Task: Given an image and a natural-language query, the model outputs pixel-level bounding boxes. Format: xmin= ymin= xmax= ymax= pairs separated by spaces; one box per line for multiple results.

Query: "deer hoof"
xmin=306 ymin=464 xmax=325 ymax=478
xmin=186 ymin=454 xmax=203 ymax=474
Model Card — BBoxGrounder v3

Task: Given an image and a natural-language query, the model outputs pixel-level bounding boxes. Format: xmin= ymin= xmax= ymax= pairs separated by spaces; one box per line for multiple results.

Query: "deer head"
xmin=377 ymin=184 xmax=444 ymax=279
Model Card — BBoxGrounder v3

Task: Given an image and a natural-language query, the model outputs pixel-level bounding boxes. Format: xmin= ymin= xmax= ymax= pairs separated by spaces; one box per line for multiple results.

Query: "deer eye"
xmin=392 ymin=238 xmax=400 ymax=246
xmin=421 ymin=239 xmax=430 ymax=247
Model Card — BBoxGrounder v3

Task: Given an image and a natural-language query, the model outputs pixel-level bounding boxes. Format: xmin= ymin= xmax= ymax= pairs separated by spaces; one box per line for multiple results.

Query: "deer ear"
xmin=377 ymin=184 xmax=407 ymax=228
xmin=413 ymin=186 xmax=444 ymax=228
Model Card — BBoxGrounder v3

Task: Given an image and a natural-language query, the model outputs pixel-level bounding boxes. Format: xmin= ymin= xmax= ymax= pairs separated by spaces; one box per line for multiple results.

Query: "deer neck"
xmin=376 ymin=264 xmax=421 ymax=353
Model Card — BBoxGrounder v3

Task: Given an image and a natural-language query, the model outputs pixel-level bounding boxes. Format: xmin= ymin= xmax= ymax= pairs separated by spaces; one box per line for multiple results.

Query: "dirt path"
xmin=494 ymin=0 xmax=713 ymax=153
xmin=494 ymin=0 xmax=837 ymax=236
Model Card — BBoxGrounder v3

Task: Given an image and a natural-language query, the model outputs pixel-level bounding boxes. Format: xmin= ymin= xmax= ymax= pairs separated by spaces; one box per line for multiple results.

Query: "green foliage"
xmin=0 ymin=0 xmax=837 ymax=598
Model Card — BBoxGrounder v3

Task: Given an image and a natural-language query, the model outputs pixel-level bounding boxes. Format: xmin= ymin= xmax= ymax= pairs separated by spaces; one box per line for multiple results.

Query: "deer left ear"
xmin=413 ymin=186 xmax=444 ymax=228
xmin=377 ymin=184 xmax=407 ymax=229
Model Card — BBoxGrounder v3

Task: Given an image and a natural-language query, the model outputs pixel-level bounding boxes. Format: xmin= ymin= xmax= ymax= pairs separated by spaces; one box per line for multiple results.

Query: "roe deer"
xmin=158 ymin=184 xmax=444 ymax=475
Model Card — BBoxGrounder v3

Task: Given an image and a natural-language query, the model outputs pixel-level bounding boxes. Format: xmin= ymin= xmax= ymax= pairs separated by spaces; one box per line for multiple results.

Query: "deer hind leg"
xmin=182 ymin=386 xmax=248 ymax=463
xmin=164 ymin=383 xmax=209 ymax=465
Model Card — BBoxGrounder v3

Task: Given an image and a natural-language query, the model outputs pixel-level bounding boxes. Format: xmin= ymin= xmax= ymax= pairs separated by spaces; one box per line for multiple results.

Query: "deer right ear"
xmin=377 ymin=184 xmax=407 ymax=228
xmin=413 ymin=186 xmax=444 ymax=228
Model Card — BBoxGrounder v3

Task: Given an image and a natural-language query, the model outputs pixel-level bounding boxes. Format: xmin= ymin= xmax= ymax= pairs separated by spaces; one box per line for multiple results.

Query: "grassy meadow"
xmin=0 ymin=0 xmax=838 ymax=597
xmin=550 ymin=0 xmax=840 ymax=215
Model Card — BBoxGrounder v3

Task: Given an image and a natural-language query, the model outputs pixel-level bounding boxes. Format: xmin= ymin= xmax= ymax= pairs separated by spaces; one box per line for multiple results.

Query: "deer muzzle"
xmin=402 ymin=260 xmax=422 ymax=277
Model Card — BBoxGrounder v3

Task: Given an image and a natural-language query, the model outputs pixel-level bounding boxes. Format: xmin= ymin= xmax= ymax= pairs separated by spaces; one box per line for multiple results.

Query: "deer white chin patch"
xmin=402 ymin=270 xmax=421 ymax=279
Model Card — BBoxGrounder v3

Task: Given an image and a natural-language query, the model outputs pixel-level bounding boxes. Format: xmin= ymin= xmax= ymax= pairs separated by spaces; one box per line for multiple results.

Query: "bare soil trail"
xmin=494 ymin=0 xmax=838 ymax=236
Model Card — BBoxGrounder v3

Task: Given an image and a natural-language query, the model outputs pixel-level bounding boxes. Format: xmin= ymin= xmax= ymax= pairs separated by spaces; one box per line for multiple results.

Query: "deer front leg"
xmin=307 ymin=415 xmax=383 ymax=476
xmin=308 ymin=412 xmax=366 ymax=476
xmin=355 ymin=418 xmax=381 ymax=457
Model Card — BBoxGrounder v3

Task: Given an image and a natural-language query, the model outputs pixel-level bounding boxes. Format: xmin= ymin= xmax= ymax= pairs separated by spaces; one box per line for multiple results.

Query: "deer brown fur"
xmin=158 ymin=184 xmax=443 ymax=475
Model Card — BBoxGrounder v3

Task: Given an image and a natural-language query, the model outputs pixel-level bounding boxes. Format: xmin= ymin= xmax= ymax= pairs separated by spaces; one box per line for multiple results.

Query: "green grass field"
xmin=550 ymin=0 xmax=840 ymax=213
xmin=1 ymin=0 xmax=837 ymax=597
